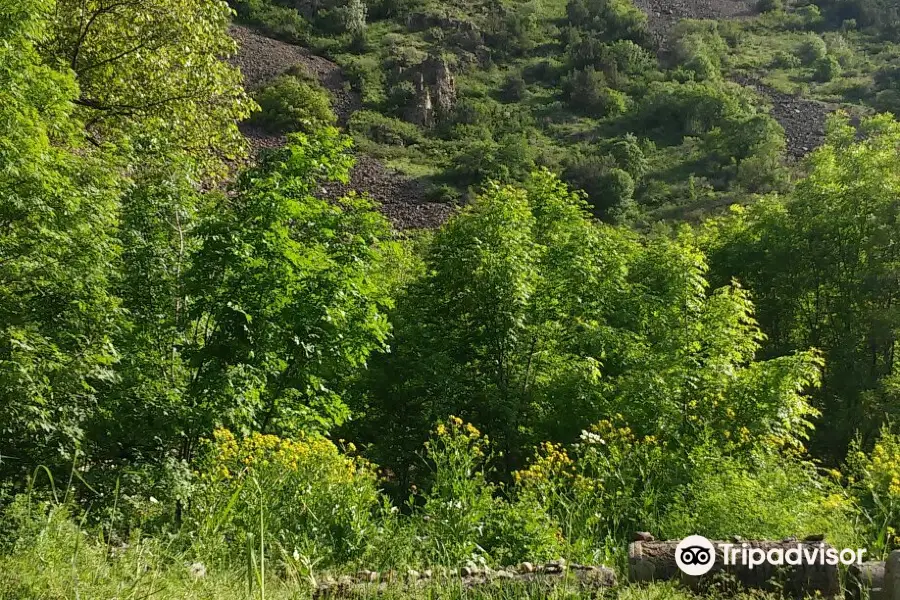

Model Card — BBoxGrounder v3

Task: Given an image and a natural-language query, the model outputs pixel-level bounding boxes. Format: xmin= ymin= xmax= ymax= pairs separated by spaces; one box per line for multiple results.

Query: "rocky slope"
xmin=635 ymin=0 xmax=833 ymax=157
xmin=732 ymin=75 xmax=831 ymax=159
xmin=228 ymin=25 xmax=455 ymax=229
xmin=634 ymin=0 xmax=755 ymax=43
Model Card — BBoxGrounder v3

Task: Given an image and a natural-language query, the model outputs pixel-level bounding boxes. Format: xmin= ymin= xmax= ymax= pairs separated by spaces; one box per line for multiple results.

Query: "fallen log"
xmin=628 ymin=540 xmax=841 ymax=598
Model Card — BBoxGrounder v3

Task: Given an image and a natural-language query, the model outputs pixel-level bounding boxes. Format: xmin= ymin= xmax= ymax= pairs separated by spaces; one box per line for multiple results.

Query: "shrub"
xmin=234 ymin=0 xmax=310 ymax=44
xmin=349 ymin=110 xmax=423 ymax=146
xmin=813 ymin=54 xmax=842 ymax=82
xmin=451 ymin=131 xmax=538 ymax=185
xmin=757 ymin=0 xmax=783 ymax=12
xmin=823 ymin=32 xmax=854 ymax=67
xmin=485 ymin=2 xmax=543 ymax=58
xmin=250 ymin=75 xmax=336 ymax=133
xmin=563 ymin=155 xmax=634 ymax=218
xmin=339 ymin=54 xmax=386 ymax=105
xmin=736 ymin=152 xmax=789 ymax=193
xmin=771 ymin=50 xmax=802 ymax=69
xmin=798 ymin=34 xmax=828 ymax=65
xmin=609 ymin=133 xmax=648 ymax=179
xmin=192 ymin=429 xmax=380 ymax=566
xmin=501 ymin=73 xmax=528 ymax=102
xmin=670 ymin=21 xmax=728 ymax=78
xmin=523 ymin=58 xmax=564 ymax=84
xmin=482 ymin=495 xmax=564 ymax=564
xmin=599 ymin=167 xmax=636 ymax=219
xmin=797 ymin=4 xmax=824 ymax=28
xmin=635 ymin=80 xmax=754 ymax=141
xmin=659 ymin=448 xmax=861 ymax=548
xmin=874 ymin=89 xmax=900 ymax=115
xmin=603 ymin=39 xmax=657 ymax=78
xmin=874 ymin=66 xmax=900 ymax=91
xmin=563 ymin=67 xmax=628 ymax=115
xmin=566 ymin=0 xmax=649 ymax=45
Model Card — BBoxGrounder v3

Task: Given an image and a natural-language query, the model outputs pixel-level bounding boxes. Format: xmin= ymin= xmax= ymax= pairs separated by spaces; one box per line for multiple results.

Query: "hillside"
xmin=3 ymin=0 xmax=900 ymax=598
xmin=228 ymin=0 xmax=894 ymax=223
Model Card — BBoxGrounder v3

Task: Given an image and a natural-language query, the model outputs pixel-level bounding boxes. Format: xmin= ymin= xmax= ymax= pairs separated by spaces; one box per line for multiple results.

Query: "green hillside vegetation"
xmin=3 ymin=0 xmax=900 ymax=597
xmin=233 ymin=0 xmax=802 ymax=219
xmin=232 ymin=0 xmax=900 ymax=221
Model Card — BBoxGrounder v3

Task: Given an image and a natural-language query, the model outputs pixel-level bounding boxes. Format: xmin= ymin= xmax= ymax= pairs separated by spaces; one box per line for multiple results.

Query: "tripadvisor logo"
xmin=674 ymin=535 xmax=867 ymax=576
xmin=675 ymin=535 xmax=716 ymax=576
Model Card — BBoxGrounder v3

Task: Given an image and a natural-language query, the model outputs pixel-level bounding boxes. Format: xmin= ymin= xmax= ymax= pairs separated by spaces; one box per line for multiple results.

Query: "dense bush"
xmin=609 ymin=133 xmax=649 ymax=180
xmin=485 ymin=2 xmax=544 ymax=58
xmin=812 ymin=0 xmax=900 ymax=38
xmin=349 ymin=110 xmax=423 ymax=146
xmin=771 ymin=50 xmax=802 ymax=68
xmin=874 ymin=89 xmax=900 ymax=115
xmin=659 ymin=449 xmax=859 ymax=546
xmin=451 ymin=131 xmax=538 ymax=185
xmin=566 ymin=0 xmax=649 ymax=45
xmin=501 ymin=73 xmax=528 ymax=102
xmin=634 ymin=80 xmax=755 ymax=141
xmin=670 ymin=20 xmax=728 ymax=80
xmin=813 ymin=54 xmax=842 ymax=82
xmin=233 ymin=0 xmax=310 ymax=43
xmin=339 ymin=54 xmax=386 ymax=105
xmin=563 ymin=67 xmax=628 ymax=115
xmin=565 ymin=32 xmax=656 ymax=85
xmin=798 ymin=34 xmax=828 ymax=65
xmin=250 ymin=75 xmax=336 ymax=133
xmin=563 ymin=154 xmax=635 ymax=219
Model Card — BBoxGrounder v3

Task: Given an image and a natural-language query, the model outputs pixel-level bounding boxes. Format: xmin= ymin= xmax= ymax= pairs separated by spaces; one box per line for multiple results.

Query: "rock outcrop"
xmin=403 ymin=56 xmax=457 ymax=127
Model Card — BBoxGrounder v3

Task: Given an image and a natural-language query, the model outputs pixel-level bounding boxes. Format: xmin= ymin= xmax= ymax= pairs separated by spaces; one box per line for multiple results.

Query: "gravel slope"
xmin=635 ymin=0 xmax=834 ymax=157
xmin=228 ymin=25 xmax=455 ymax=229
xmin=634 ymin=0 xmax=755 ymax=43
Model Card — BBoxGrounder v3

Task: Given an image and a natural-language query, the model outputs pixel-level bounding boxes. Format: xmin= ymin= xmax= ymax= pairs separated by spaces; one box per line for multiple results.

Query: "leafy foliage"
xmin=184 ymin=128 xmax=396 ymax=449
xmin=0 ymin=0 xmax=122 ymax=479
xmin=704 ymin=114 xmax=900 ymax=458
xmin=250 ymin=75 xmax=337 ymax=134
xmin=353 ymin=171 xmax=823 ymax=487
xmin=42 ymin=0 xmax=253 ymax=176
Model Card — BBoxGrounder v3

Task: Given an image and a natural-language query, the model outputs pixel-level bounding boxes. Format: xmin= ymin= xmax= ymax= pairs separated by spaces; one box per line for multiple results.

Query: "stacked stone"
xmin=313 ymin=560 xmax=616 ymax=598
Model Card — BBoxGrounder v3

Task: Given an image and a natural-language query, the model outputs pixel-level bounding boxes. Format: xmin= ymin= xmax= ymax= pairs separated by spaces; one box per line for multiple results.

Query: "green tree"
xmin=40 ymin=0 xmax=253 ymax=176
xmin=181 ymin=128 xmax=397 ymax=460
xmin=354 ymin=171 xmax=822 ymax=486
xmin=85 ymin=158 xmax=202 ymax=494
xmin=0 ymin=0 xmax=122 ymax=480
xmin=704 ymin=113 xmax=900 ymax=459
